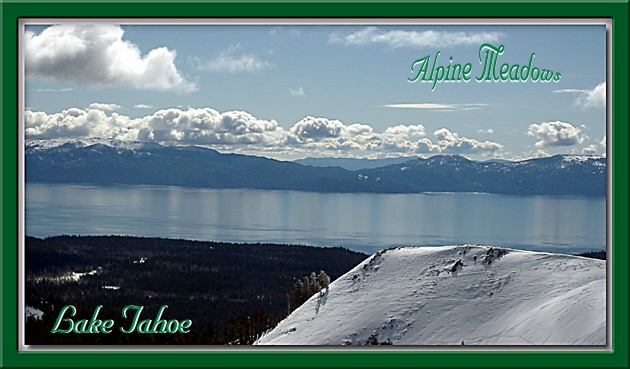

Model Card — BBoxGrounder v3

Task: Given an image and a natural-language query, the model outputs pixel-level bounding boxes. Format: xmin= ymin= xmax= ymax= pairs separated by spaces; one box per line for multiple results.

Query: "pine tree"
xmin=289 ymin=270 xmax=331 ymax=313
xmin=316 ymin=270 xmax=330 ymax=289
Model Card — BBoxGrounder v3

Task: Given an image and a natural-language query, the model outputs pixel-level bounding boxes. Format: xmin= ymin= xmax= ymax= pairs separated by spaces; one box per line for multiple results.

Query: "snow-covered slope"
xmin=255 ymin=246 xmax=606 ymax=345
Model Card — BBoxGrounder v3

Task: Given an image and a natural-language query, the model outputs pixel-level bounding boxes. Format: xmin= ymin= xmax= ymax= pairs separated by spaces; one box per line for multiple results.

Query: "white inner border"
xmin=17 ymin=17 xmax=613 ymax=353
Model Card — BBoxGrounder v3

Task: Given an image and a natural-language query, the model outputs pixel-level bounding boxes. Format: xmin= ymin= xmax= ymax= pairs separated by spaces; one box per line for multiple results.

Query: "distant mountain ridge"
xmin=294 ymin=156 xmax=417 ymax=171
xmin=294 ymin=156 xmax=513 ymax=170
xmin=25 ymin=140 xmax=606 ymax=197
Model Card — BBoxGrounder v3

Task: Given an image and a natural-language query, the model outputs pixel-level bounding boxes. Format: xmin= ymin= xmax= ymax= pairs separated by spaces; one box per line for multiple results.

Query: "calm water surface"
xmin=25 ymin=183 xmax=606 ymax=255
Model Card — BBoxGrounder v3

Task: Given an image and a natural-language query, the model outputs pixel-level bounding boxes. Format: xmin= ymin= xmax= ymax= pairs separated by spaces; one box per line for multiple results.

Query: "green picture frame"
xmin=2 ymin=0 xmax=628 ymax=368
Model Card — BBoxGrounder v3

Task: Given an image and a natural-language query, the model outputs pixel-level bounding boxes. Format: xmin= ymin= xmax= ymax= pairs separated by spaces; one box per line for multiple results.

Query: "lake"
xmin=24 ymin=183 xmax=606 ymax=255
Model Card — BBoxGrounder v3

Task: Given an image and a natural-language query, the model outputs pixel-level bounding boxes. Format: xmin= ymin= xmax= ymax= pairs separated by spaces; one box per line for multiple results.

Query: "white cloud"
xmin=576 ymin=82 xmax=606 ymax=109
xmin=600 ymin=135 xmax=606 ymax=147
xmin=88 ymin=103 xmax=120 ymax=111
xmin=191 ymin=44 xmax=271 ymax=73
xmin=434 ymin=128 xmax=503 ymax=155
xmin=268 ymin=26 xmax=300 ymax=37
xmin=345 ymin=123 xmax=374 ymax=137
xmin=286 ymin=118 xmax=436 ymax=155
xmin=330 ymin=27 xmax=501 ymax=48
xmin=383 ymin=124 xmax=426 ymax=138
xmin=25 ymin=108 xmax=135 ymax=140
xmin=533 ymin=149 xmax=550 ymax=158
xmin=553 ymin=89 xmax=584 ymax=94
xmin=134 ymin=104 xmax=153 ymax=109
xmin=527 ymin=121 xmax=587 ymax=148
xmin=139 ymin=108 xmax=285 ymax=146
xmin=582 ymin=145 xmax=599 ymax=155
xmin=25 ymin=25 xmax=196 ymax=92
xmin=554 ymin=82 xmax=605 ymax=109
xmin=289 ymin=87 xmax=305 ymax=96
xmin=384 ymin=103 xmax=453 ymax=109
xmin=383 ymin=103 xmax=488 ymax=111
xmin=289 ymin=116 xmax=345 ymax=143
xmin=35 ymin=88 xmax=73 ymax=92
xmin=373 ymin=137 xmax=440 ymax=155
xmin=25 ymin=106 xmax=286 ymax=146
xmin=369 ymin=124 xmax=439 ymax=154
xmin=477 ymin=129 xmax=494 ymax=134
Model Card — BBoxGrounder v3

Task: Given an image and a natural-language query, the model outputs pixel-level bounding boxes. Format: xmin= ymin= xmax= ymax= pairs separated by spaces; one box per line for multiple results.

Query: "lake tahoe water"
xmin=25 ymin=183 xmax=606 ymax=255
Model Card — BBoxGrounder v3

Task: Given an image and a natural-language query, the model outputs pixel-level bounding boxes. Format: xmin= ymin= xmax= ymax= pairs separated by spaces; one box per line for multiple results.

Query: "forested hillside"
xmin=25 ymin=236 xmax=367 ymax=344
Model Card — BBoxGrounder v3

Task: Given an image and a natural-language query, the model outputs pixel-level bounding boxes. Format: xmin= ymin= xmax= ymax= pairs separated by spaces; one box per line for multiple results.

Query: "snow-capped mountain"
xmin=359 ymin=154 xmax=605 ymax=196
xmin=25 ymin=140 xmax=605 ymax=196
xmin=25 ymin=138 xmax=165 ymax=153
xmin=255 ymin=245 xmax=606 ymax=345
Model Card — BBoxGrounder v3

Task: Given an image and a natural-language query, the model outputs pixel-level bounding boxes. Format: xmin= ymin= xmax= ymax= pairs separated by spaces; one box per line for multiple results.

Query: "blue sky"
xmin=23 ymin=22 xmax=607 ymax=160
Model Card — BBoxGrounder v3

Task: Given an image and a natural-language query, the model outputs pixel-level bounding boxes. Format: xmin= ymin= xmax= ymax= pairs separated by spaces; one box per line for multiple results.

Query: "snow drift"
xmin=255 ymin=245 xmax=606 ymax=345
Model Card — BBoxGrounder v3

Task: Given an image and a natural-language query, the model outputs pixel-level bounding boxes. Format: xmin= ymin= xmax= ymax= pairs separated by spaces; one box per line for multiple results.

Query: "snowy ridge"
xmin=25 ymin=138 xmax=90 ymax=151
xmin=255 ymin=246 xmax=605 ymax=345
xmin=562 ymin=155 xmax=603 ymax=163
xmin=25 ymin=138 xmax=165 ymax=152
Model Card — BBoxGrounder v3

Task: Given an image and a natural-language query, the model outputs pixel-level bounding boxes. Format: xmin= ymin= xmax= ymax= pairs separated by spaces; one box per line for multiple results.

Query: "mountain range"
xmin=294 ymin=156 xmax=417 ymax=171
xmin=25 ymin=140 xmax=606 ymax=197
xmin=294 ymin=156 xmax=513 ymax=170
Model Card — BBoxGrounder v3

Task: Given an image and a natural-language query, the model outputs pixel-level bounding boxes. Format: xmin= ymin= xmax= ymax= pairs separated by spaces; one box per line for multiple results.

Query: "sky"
xmin=23 ymin=22 xmax=607 ymax=161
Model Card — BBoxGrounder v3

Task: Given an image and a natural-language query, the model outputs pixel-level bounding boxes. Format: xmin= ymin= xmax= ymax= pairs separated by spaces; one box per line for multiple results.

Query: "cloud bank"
xmin=25 ymin=25 xmax=196 ymax=92
xmin=25 ymin=106 xmax=506 ymax=158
